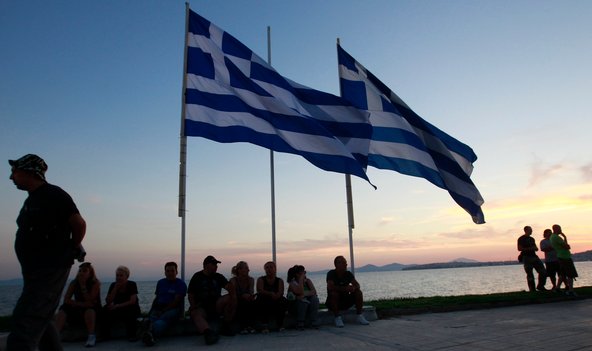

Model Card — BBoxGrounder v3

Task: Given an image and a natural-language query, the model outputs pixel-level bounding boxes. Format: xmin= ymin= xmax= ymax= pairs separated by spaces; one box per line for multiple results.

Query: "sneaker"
xmin=357 ymin=314 xmax=370 ymax=325
xmin=334 ymin=316 xmax=344 ymax=328
xmin=142 ymin=331 xmax=155 ymax=347
xmin=204 ymin=329 xmax=219 ymax=345
xmin=85 ymin=334 xmax=96 ymax=348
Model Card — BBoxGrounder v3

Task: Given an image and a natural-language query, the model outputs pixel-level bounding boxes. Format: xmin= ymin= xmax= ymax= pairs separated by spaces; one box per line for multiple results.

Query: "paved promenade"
xmin=55 ymin=299 xmax=590 ymax=351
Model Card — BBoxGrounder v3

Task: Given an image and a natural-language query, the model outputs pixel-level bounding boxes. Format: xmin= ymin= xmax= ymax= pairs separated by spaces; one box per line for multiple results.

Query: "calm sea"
xmin=2 ymin=262 xmax=591 ymax=316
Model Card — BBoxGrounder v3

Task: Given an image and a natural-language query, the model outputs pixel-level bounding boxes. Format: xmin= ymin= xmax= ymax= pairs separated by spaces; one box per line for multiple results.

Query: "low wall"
xmin=59 ymin=305 xmax=377 ymax=342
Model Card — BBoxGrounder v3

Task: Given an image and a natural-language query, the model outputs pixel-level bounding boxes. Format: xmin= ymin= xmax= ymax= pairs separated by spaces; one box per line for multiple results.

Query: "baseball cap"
xmin=9 ymin=154 xmax=48 ymax=180
xmin=203 ymin=255 xmax=221 ymax=265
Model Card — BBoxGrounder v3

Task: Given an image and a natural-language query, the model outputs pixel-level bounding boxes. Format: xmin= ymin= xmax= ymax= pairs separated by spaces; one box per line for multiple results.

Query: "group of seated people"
xmin=56 ymin=255 xmax=369 ymax=347
xmin=54 ymin=263 xmax=141 ymax=347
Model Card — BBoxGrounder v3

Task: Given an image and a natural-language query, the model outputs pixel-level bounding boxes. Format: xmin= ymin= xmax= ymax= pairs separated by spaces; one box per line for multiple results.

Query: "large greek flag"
xmin=184 ymin=10 xmax=373 ymax=182
xmin=338 ymin=45 xmax=485 ymax=224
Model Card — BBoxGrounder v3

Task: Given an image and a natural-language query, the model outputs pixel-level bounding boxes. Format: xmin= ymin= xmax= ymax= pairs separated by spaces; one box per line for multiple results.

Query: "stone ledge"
xmin=59 ymin=305 xmax=377 ymax=342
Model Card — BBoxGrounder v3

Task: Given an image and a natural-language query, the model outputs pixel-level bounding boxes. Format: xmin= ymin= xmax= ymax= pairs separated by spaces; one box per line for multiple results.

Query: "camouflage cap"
xmin=9 ymin=154 xmax=48 ymax=180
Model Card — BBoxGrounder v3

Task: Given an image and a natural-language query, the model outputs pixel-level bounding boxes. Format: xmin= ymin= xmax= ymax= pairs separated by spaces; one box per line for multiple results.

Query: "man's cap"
xmin=9 ymin=154 xmax=48 ymax=180
xmin=203 ymin=255 xmax=221 ymax=265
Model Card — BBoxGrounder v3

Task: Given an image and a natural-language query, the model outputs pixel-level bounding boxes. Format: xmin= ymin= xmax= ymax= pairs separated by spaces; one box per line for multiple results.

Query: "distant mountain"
xmin=356 ymin=263 xmax=408 ymax=272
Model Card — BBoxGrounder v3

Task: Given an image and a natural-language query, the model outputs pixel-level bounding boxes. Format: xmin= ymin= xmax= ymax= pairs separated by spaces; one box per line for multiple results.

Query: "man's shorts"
xmin=544 ymin=261 xmax=560 ymax=278
xmin=558 ymin=258 xmax=578 ymax=278
xmin=336 ymin=293 xmax=356 ymax=310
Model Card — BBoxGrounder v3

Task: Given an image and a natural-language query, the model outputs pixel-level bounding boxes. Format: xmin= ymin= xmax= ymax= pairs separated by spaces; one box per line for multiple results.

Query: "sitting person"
xmin=287 ymin=265 xmax=319 ymax=330
xmin=188 ymin=255 xmax=237 ymax=346
xmin=256 ymin=261 xmax=287 ymax=332
xmin=142 ymin=261 xmax=187 ymax=347
xmin=55 ymin=262 xmax=102 ymax=347
xmin=326 ymin=255 xmax=369 ymax=328
xmin=230 ymin=261 xmax=257 ymax=334
xmin=101 ymin=265 xmax=141 ymax=341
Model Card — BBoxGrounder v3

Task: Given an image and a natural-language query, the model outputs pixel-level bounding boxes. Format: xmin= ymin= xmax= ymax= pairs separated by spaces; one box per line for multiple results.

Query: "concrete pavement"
xmin=54 ymin=299 xmax=591 ymax=351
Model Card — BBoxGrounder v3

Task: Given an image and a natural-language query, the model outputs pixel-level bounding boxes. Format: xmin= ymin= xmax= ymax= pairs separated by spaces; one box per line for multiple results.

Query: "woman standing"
xmin=101 ymin=265 xmax=141 ymax=341
xmin=55 ymin=262 xmax=101 ymax=347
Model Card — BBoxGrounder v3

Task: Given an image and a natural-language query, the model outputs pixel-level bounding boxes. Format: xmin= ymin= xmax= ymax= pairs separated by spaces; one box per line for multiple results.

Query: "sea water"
xmin=1 ymin=262 xmax=591 ymax=316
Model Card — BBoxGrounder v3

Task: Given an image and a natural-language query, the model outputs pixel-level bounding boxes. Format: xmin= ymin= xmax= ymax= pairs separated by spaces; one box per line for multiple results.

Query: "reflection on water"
xmin=1 ymin=262 xmax=591 ymax=316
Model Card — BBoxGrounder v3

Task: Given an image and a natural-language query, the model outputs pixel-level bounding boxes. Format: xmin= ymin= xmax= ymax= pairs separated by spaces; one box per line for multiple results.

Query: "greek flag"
xmin=184 ymin=10 xmax=373 ymax=182
xmin=338 ymin=45 xmax=485 ymax=224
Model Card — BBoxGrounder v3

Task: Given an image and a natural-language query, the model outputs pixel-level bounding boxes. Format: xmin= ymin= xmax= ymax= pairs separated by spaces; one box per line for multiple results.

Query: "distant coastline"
xmin=310 ymin=249 xmax=592 ymax=274
xmin=2 ymin=250 xmax=591 ymax=286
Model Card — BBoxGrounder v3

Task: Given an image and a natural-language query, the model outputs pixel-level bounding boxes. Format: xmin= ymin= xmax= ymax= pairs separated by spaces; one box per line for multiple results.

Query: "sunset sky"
xmin=1 ymin=0 xmax=591 ymax=281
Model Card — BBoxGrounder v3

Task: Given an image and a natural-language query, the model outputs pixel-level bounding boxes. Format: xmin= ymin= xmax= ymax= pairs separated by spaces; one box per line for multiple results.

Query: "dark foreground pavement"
xmin=3 ymin=299 xmax=591 ymax=350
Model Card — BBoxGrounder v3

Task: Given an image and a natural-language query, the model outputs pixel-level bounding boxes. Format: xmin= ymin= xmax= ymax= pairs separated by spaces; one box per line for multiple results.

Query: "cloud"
xmin=437 ymin=227 xmax=498 ymax=240
xmin=378 ymin=217 xmax=395 ymax=225
xmin=580 ymin=163 xmax=592 ymax=182
xmin=528 ymin=158 xmax=564 ymax=187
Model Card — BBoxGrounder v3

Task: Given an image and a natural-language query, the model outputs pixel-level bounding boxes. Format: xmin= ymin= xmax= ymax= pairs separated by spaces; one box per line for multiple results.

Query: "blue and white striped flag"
xmin=184 ymin=10 xmax=373 ymax=183
xmin=338 ymin=45 xmax=485 ymax=224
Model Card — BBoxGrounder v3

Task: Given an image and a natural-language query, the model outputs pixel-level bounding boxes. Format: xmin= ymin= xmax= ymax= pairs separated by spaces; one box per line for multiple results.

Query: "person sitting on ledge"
xmin=188 ymin=255 xmax=237 ymax=346
xmin=55 ymin=262 xmax=102 ymax=347
xmin=141 ymin=261 xmax=187 ymax=347
xmin=255 ymin=261 xmax=287 ymax=333
xmin=101 ymin=265 xmax=141 ymax=341
xmin=325 ymin=255 xmax=370 ymax=328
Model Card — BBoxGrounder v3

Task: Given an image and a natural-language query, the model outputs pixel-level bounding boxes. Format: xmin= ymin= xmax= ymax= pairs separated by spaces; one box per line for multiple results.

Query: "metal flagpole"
xmin=345 ymin=174 xmax=355 ymax=274
xmin=337 ymin=38 xmax=356 ymax=274
xmin=268 ymin=26 xmax=277 ymax=264
xmin=178 ymin=2 xmax=190 ymax=281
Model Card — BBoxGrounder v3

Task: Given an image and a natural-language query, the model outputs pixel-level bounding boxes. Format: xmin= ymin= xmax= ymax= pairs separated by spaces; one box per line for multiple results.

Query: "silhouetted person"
xmin=517 ymin=226 xmax=547 ymax=292
xmin=550 ymin=224 xmax=579 ymax=296
xmin=7 ymin=154 xmax=86 ymax=351
xmin=326 ymin=256 xmax=369 ymax=327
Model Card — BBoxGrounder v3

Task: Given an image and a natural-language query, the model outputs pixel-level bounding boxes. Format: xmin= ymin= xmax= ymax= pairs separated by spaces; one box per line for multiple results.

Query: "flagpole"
xmin=178 ymin=2 xmax=190 ymax=281
xmin=336 ymin=38 xmax=356 ymax=274
xmin=268 ymin=26 xmax=277 ymax=264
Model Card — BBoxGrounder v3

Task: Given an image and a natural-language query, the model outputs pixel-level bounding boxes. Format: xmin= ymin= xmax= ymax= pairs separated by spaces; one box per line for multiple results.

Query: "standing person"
xmin=142 ymin=261 xmax=187 ymax=347
xmin=55 ymin=262 xmax=102 ymax=347
xmin=517 ymin=226 xmax=548 ymax=292
xmin=540 ymin=229 xmax=560 ymax=291
xmin=7 ymin=154 xmax=86 ymax=351
xmin=326 ymin=256 xmax=370 ymax=328
xmin=101 ymin=265 xmax=141 ymax=341
xmin=255 ymin=261 xmax=287 ymax=333
xmin=286 ymin=265 xmax=320 ymax=330
xmin=230 ymin=261 xmax=257 ymax=334
xmin=188 ymin=255 xmax=237 ymax=346
xmin=550 ymin=224 xmax=579 ymax=296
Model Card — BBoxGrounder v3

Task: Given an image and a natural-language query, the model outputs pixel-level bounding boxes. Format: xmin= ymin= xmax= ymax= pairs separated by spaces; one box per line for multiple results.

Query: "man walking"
xmin=7 ymin=154 xmax=86 ymax=351
xmin=517 ymin=226 xmax=547 ymax=292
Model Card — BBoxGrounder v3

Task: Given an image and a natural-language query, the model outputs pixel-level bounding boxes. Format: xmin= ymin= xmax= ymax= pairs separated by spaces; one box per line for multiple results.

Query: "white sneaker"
xmin=85 ymin=334 xmax=96 ymax=347
xmin=357 ymin=314 xmax=370 ymax=325
xmin=334 ymin=316 xmax=344 ymax=328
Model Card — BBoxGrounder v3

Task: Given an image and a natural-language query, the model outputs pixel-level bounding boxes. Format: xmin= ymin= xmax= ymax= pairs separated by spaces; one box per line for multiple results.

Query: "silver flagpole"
xmin=337 ymin=38 xmax=356 ymax=274
xmin=345 ymin=174 xmax=355 ymax=274
xmin=178 ymin=2 xmax=190 ymax=281
xmin=268 ymin=26 xmax=277 ymax=264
